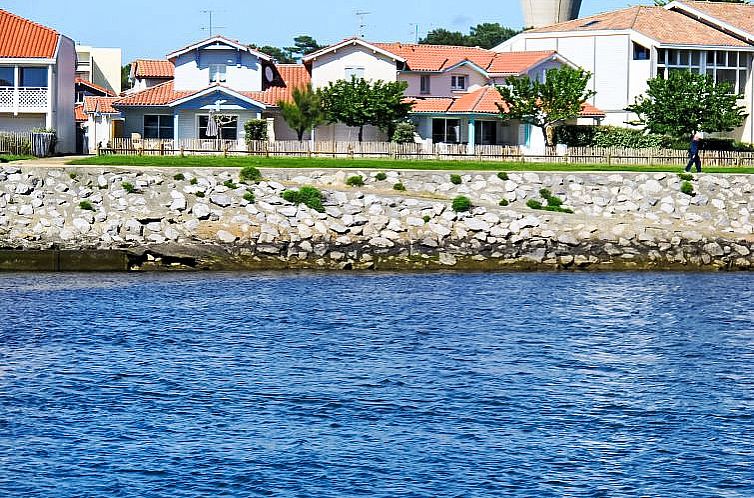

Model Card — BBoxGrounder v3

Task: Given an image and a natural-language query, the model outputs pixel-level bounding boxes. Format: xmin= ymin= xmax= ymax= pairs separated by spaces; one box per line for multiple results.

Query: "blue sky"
xmin=2 ymin=0 xmax=656 ymax=61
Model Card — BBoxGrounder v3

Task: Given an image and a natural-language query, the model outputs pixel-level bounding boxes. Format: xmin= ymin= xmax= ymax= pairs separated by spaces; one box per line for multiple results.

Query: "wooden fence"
xmin=100 ymin=139 xmax=754 ymax=167
xmin=0 ymin=131 xmax=56 ymax=157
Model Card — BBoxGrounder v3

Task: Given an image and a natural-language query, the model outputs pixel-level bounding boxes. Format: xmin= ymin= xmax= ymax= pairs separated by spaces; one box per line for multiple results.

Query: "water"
xmin=0 ymin=272 xmax=752 ymax=497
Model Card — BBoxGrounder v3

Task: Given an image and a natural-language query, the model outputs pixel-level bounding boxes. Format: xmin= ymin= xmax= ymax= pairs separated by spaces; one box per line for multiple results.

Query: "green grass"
xmin=65 ymin=154 xmax=754 ymax=174
xmin=0 ymin=154 xmax=32 ymax=163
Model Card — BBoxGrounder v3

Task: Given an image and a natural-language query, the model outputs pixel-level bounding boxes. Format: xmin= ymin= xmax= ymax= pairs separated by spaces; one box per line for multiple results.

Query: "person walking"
xmin=685 ymin=131 xmax=703 ymax=173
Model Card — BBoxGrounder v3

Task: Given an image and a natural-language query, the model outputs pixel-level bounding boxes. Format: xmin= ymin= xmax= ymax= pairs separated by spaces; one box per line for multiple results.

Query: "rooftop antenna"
xmin=200 ymin=10 xmax=226 ymax=37
xmin=409 ymin=23 xmax=420 ymax=44
xmin=356 ymin=11 xmax=371 ymax=38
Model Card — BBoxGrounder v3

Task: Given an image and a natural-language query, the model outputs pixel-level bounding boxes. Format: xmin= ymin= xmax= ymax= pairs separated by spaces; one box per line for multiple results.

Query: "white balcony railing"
xmin=0 ymin=86 xmax=49 ymax=111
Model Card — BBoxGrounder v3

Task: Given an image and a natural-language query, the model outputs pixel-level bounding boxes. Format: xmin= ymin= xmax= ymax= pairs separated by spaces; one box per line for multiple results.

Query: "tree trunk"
xmin=541 ymin=124 xmax=555 ymax=147
xmin=358 ymin=126 xmax=364 ymax=143
xmin=297 ymin=128 xmax=305 ymax=142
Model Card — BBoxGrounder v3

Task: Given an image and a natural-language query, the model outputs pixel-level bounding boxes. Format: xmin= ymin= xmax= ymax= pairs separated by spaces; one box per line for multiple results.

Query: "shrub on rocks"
xmin=121 ymin=182 xmax=136 ymax=194
xmin=678 ymin=173 xmax=694 ymax=181
xmin=195 ymin=191 xmax=205 ymax=198
xmin=452 ymin=196 xmax=471 ymax=212
xmin=173 ymin=173 xmax=185 ymax=181
xmin=681 ymin=181 xmax=695 ymax=196
xmin=346 ymin=175 xmax=365 ymax=187
xmin=79 ymin=200 xmax=95 ymax=211
xmin=423 ymin=215 xmax=431 ymax=223
xmin=239 ymin=165 xmax=262 ymax=183
xmin=375 ymin=172 xmax=387 ymax=181
xmin=393 ymin=183 xmax=406 ymax=191
xmin=243 ymin=190 xmax=255 ymax=203
xmin=68 ymin=172 xmax=77 ymax=180
xmin=450 ymin=174 xmax=462 ymax=185
xmin=528 ymin=189 xmax=573 ymax=214
xmin=497 ymin=172 xmax=509 ymax=181
xmin=190 ymin=177 xmax=198 ymax=185
xmin=223 ymin=179 xmax=238 ymax=189
xmin=282 ymin=185 xmax=325 ymax=212
xmin=499 ymin=198 xmax=509 ymax=206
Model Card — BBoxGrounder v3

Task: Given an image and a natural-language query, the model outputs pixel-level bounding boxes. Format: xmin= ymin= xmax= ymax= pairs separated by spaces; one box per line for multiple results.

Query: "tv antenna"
xmin=356 ymin=11 xmax=371 ymax=38
xmin=201 ymin=10 xmax=226 ymax=36
xmin=409 ymin=23 xmax=420 ymax=43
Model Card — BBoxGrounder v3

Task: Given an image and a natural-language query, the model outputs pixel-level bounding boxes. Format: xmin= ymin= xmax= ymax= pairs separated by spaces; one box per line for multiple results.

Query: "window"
xmin=420 ymin=75 xmax=431 ymax=95
xmin=20 ymin=67 xmax=47 ymax=87
xmin=656 ymin=49 xmax=750 ymax=95
xmin=633 ymin=43 xmax=650 ymax=61
xmin=209 ymin=64 xmax=227 ymax=83
xmin=0 ymin=67 xmax=13 ymax=87
xmin=475 ymin=121 xmax=497 ymax=145
xmin=432 ymin=118 xmax=460 ymax=143
xmin=451 ymin=75 xmax=467 ymax=91
xmin=345 ymin=67 xmax=365 ymax=80
xmin=143 ymin=115 xmax=174 ymax=139
xmin=199 ymin=115 xmax=238 ymax=140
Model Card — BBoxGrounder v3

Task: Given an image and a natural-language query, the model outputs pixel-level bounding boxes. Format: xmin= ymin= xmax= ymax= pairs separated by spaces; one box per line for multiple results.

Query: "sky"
xmin=1 ymin=0 xmax=657 ymax=62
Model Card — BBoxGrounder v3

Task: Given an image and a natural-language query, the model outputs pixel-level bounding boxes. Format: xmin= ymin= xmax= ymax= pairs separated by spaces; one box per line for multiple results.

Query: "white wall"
xmin=401 ymin=69 xmax=488 ymax=97
xmin=173 ymin=49 xmax=262 ymax=92
xmin=89 ymin=47 xmax=122 ymax=94
xmin=55 ymin=36 xmax=77 ymax=153
xmin=85 ymin=114 xmax=113 ymax=152
xmin=0 ymin=113 xmax=46 ymax=132
xmin=310 ymin=45 xmax=397 ymax=89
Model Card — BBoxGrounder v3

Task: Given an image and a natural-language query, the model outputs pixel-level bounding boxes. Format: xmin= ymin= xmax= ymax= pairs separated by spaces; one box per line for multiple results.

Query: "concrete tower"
xmin=521 ymin=0 xmax=583 ymax=28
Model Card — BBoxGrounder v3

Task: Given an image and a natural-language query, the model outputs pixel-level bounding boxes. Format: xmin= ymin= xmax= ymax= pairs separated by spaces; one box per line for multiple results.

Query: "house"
xmin=126 ymin=59 xmax=174 ymax=93
xmin=495 ymin=0 xmax=754 ymax=144
xmin=302 ymin=38 xmax=603 ymax=150
xmin=81 ymin=96 xmax=122 ymax=153
xmin=75 ymin=45 xmax=122 ymax=95
xmin=0 ymin=8 xmax=76 ymax=153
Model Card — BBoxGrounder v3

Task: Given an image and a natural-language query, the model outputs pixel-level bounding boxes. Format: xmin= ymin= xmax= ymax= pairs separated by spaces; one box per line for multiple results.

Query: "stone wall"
xmin=1 ymin=165 xmax=753 ymax=271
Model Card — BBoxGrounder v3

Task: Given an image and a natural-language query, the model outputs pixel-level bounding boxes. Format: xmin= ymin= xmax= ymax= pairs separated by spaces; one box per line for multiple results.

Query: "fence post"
xmin=180 ymin=146 xmax=185 ymax=157
xmin=96 ymin=143 xmax=101 ymax=156
xmin=223 ymin=142 xmax=229 ymax=157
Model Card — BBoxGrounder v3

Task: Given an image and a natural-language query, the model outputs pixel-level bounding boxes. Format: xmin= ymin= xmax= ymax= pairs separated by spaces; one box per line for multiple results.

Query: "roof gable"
xmin=302 ymin=38 xmax=406 ymax=63
xmin=132 ymin=59 xmax=174 ymax=79
xmin=0 ymin=9 xmax=59 ymax=59
xmin=167 ymin=35 xmax=271 ymax=62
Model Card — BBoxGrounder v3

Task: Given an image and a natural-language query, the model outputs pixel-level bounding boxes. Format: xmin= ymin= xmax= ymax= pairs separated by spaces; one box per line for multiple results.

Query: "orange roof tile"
xmin=75 ymin=77 xmax=115 ymax=97
xmin=410 ymin=86 xmax=604 ymax=117
xmin=83 ymin=96 xmax=120 ymax=114
xmin=115 ymin=81 xmax=193 ymax=107
xmin=674 ymin=1 xmax=754 ymax=37
xmin=0 ymin=9 xmax=59 ymax=58
xmin=74 ymin=104 xmax=86 ymax=122
xmin=527 ymin=6 xmax=749 ymax=47
xmin=247 ymin=64 xmax=311 ymax=105
xmin=133 ymin=59 xmax=174 ymax=79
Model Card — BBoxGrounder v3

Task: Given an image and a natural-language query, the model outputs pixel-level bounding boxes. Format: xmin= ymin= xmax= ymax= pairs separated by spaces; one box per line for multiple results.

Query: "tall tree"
xmin=627 ymin=71 xmax=748 ymax=139
xmin=319 ymin=78 xmax=411 ymax=142
xmin=496 ymin=66 xmax=595 ymax=146
xmin=285 ymin=36 xmax=322 ymax=60
xmin=420 ymin=23 xmax=520 ymax=49
xmin=420 ymin=28 xmax=467 ymax=46
xmin=121 ymin=64 xmax=131 ymax=92
xmin=278 ymin=84 xmax=325 ymax=141
xmin=255 ymin=45 xmax=296 ymax=64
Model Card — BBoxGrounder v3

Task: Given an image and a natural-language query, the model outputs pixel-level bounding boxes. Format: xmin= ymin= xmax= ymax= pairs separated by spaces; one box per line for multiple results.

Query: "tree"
xmin=121 ymin=64 xmax=131 ymax=92
xmin=496 ymin=66 xmax=595 ymax=147
xmin=420 ymin=28 xmax=467 ymax=46
xmin=278 ymin=84 xmax=325 ymax=141
xmin=256 ymin=45 xmax=295 ymax=64
xmin=420 ymin=23 xmax=520 ymax=49
xmin=319 ymin=78 xmax=411 ymax=142
xmin=627 ymin=70 xmax=748 ymax=139
xmin=285 ymin=35 xmax=321 ymax=61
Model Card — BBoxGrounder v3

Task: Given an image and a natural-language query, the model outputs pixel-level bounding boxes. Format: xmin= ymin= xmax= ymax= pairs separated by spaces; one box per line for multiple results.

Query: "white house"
xmin=495 ymin=0 xmax=754 ymax=144
xmin=75 ymin=45 xmax=122 ymax=95
xmin=0 ymin=8 xmax=76 ymax=153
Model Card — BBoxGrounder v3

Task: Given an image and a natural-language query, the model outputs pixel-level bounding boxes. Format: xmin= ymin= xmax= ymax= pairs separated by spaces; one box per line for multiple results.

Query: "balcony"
xmin=0 ymin=87 xmax=50 ymax=113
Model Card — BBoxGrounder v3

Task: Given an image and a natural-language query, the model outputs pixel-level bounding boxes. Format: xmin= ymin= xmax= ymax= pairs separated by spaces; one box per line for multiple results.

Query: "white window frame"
xmin=345 ymin=67 xmax=365 ymax=80
xmin=451 ymin=74 xmax=467 ymax=91
xmin=209 ymin=64 xmax=227 ymax=83
xmin=420 ymin=75 xmax=431 ymax=95
xmin=196 ymin=114 xmax=239 ymax=140
xmin=656 ymin=48 xmax=750 ymax=95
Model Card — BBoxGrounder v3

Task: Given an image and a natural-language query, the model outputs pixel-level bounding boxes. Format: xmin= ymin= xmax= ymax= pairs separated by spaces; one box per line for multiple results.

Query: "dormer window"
xmin=420 ymin=75 xmax=431 ymax=95
xmin=209 ymin=64 xmax=227 ymax=83
xmin=345 ymin=67 xmax=365 ymax=80
xmin=451 ymin=75 xmax=467 ymax=91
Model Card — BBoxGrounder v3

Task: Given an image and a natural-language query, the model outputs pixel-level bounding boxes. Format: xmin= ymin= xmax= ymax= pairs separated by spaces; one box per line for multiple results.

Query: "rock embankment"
xmin=1 ymin=165 xmax=754 ymax=271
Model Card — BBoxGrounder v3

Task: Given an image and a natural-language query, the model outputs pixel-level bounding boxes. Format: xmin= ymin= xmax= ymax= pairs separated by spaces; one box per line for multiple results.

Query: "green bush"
xmin=195 ymin=191 xmax=205 ymax=198
xmin=79 ymin=200 xmax=95 ymax=211
xmin=497 ymin=172 xmax=509 ymax=181
xmin=499 ymin=198 xmax=509 ymax=206
xmin=678 ymin=172 xmax=694 ymax=181
xmin=244 ymin=119 xmax=268 ymax=143
xmin=375 ymin=172 xmax=387 ymax=181
xmin=555 ymin=125 xmax=671 ymax=149
xmin=173 ymin=173 xmax=185 ymax=181
xmin=346 ymin=175 xmax=364 ymax=187
xmin=529 ymin=189 xmax=573 ymax=214
xmin=526 ymin=199 xmax=543 ymax=210
xmin=450 ymin=174 xmax=462 ymax=185
xmin=282 ymin=185 xmax=325 ymax=212
xmin=190 ymin=177 xmax=198 ymax=185
xmin=68 ymin=172 xmax=77 ymax=180
xmin=681 ymin=181 xmax=695 ymax=196
xmin=121 ymin=182 xmax=136 ymax=194
xmin=393 ymin=182 xmax=406 ymax=191
xmin=243 ymin=190 xmax=255 ymax=203
xmin=452 ymin=196 xmax=471 ymax=212
xmin=423 ymin=215 xmax=431 ymax=223
xmin=239 ymin=165 xmax=262 ymax=183
xmin=392 ymin=121 xmax=416 ymax=144
xmin=223 ymin=179 xmax=238 ymax=189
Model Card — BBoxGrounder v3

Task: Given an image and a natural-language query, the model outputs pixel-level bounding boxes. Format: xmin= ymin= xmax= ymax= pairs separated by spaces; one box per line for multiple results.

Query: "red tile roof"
xmin=674 ymin=1 xmax=754 ymax=37
xmin=410 ymin=85 xmax=604 ymax=117
xmin=247 ymin=64 xmax=311 ymax=105
xmin=373 ymin=42 xmax=556 ymax=74
xmin=75 ymin=77 xmax=115 ymax=97
xmin=527 ymin=6 xmax=749 ymax=47
xmin=133 ymin=59 xmax=174 ymax=79
xmin=83 ymin=96 xmax=120 ymax=114
xmin=0 ymin=9 xmax=59 ymax=58
xmin=115 ymin=81 xmax=193 ymax=106
xmin=74 ymin=104 xmax=86 ymax=122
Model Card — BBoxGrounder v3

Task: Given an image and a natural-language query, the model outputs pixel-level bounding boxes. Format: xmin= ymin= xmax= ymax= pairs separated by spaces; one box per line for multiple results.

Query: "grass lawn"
xmin=0 ymin=154 xmax=33 ymax=163
xmin=65 ymin=154 xmax=754 ymax=174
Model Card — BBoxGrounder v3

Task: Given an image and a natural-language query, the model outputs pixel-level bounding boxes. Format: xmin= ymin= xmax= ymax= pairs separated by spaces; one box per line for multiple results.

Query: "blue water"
xmin=0 ymin=272 xmax=752 ymax=497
